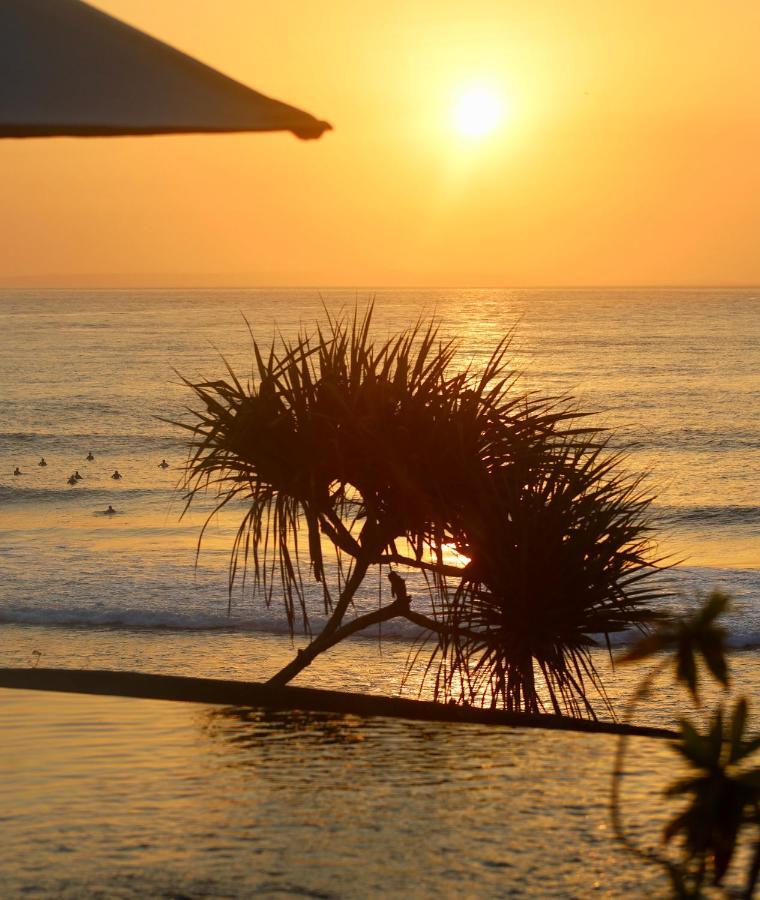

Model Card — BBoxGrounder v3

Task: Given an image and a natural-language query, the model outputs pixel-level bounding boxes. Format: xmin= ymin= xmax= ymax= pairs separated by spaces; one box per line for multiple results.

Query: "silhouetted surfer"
xmin=159 ymin=459 xmax=169 ymax=468
xmin=67 ymin=475 xmax=77 ymax=485
xmin=38 ymin=458 xmax=47 ymax=467
xmin=111 ymin=470 xmax=122 ymax=480
xmin=74 ymin=471 xmax=83 ymax=480
xmin=105 ymin=504 xmax=116 ymax=515
xmin=86 ymin=451 xmax=95 ymax=461
xmin=13 ymin=467 xmax=21 ymax=476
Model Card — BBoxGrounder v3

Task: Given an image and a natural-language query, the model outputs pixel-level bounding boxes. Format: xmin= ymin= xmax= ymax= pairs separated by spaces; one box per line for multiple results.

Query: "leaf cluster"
xmin=613 ymin=594 xmax=760 ymax=899
xmin=431 ymin=431 xmax=663 ymax=717
xmin=623 ymin=591 xmax=729 ymax=702
xmin=666 ymin=699 xmax=760 ymax=890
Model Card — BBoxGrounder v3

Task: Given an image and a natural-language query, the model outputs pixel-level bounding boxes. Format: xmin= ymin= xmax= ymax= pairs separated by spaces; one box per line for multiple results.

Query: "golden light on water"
xmin=442 ymin=542 xmax=471 ymax=567
xmin=452 ymin=85 xmax=507 ymax=139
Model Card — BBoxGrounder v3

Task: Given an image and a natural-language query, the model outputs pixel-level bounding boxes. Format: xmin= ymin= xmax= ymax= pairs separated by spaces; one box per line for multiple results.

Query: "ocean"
xmin=1 ymin=287 xmax=758 ymax=897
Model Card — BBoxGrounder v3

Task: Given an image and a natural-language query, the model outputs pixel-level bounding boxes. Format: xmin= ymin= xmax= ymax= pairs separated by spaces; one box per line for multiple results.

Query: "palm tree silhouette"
xmin=179 ymin=305 xmax=665 ymax=718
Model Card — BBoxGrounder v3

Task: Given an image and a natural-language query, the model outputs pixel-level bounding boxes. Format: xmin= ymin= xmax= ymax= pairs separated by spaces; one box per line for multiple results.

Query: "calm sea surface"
xmin=0 ymin=288 xmax=758 ymax=896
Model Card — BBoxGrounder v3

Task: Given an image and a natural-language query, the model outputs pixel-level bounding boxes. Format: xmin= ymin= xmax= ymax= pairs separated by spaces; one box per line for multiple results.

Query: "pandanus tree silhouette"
xmin=178 ymin=306 xmax=666 ymax=718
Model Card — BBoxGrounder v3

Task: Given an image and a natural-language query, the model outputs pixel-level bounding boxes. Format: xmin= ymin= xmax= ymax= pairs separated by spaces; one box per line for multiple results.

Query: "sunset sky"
xmin=3 ymin=0 xmax=759 ymax=288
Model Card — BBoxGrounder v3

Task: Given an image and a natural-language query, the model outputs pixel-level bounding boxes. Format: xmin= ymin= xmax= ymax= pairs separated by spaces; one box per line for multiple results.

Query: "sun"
xmin=452 ymin=86 xmax=506 ymax=139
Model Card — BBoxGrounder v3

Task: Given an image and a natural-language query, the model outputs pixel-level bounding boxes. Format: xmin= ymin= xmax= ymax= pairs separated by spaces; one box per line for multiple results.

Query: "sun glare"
xmin=452 ymin=86 xmax=506 ymax=139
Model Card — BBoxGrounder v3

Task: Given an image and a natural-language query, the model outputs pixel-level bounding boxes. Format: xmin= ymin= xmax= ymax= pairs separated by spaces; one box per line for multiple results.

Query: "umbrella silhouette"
xmin=0 ymin=0 xmax=330 ymax=140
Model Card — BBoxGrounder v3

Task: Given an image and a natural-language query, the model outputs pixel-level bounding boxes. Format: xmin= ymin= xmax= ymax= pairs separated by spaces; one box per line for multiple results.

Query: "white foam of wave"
xmin=2 ymin=602 xmax=759 ymax=649
xmin=0 ymin=604 xmax=425 ymax=640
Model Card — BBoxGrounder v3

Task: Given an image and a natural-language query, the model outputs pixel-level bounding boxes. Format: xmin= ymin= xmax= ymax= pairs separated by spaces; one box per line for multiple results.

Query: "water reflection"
xmin=196 ymin=702 xmax=682 ymax=895
xmin=205 ymin=706 xmax=370 ymax=748
xmin=2 ymin=688 xmax=682 ymax=897
xmin=204 ymin=705 xmax=533 ymax=788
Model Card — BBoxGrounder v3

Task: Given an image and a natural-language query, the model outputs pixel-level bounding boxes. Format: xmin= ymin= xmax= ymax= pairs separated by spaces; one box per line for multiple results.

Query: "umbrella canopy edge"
xmin=0 ymin=0 xmax=332 ymax=140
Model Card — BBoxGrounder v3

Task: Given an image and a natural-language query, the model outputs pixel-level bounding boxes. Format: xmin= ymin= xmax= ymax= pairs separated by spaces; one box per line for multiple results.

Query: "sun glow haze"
xmin=452 ymin=86 xmax=507 ymax=139
xmin=2 ymin=0 xmax=760 ymax=287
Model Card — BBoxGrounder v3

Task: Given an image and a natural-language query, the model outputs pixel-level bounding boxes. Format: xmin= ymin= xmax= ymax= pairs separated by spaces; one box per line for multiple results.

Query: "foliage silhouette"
xmin=179 ymin=305 xmax=666 ymax=718
xmin=622 ymin=590 xmax=729 ymax=702
xmin=612 ymin=593 xmax=760 ymax=898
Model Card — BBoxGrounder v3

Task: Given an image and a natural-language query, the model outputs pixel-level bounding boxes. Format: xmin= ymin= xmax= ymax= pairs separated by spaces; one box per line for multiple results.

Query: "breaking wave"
xmin=0 ymin=604 xmax=425 ymax=641
xmin=2 ymin=601 xmax=759 ymax=649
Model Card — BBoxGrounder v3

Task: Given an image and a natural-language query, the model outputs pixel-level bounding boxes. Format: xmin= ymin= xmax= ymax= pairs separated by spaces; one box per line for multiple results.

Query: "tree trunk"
xmin=266 ymin=556 xmax=371 ymax=686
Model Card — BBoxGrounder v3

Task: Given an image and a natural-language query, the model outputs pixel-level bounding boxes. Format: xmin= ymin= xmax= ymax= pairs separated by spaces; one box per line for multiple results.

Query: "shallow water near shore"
xmin=0 ymin=287 xmax=758 ymax=896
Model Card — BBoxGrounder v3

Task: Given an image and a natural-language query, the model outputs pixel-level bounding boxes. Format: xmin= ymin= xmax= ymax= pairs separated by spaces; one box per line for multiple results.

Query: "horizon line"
xmin=0 ymin=280 xmax=758 ymax=292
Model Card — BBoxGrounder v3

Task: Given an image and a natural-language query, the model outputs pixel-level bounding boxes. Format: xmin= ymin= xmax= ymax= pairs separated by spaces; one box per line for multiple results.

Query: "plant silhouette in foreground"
xmin=179 ymin=305 xmax=666 ymax=718
xmin=612 ymin=592 xmax=760 ymax=897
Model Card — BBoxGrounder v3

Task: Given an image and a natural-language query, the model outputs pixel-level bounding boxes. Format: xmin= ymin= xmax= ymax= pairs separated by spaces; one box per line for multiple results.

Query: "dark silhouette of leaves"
xmin=663 ymin=699 xmax=760 ymax=887
xmin=622 ymin=591 xmax=729 ymax=702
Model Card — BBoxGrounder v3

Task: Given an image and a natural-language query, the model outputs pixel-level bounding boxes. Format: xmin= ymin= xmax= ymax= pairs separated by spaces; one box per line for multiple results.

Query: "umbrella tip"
xmin=293 ymin=120 xmax=332 ymax=140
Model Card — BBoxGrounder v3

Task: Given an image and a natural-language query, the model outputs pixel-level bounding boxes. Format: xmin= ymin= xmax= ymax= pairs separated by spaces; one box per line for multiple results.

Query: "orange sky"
xmin=2 ymin=0 xmax=759 ymax=288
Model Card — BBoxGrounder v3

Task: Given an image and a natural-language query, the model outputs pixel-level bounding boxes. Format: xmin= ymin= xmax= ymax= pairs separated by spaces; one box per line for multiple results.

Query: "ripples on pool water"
xmin=2 ymin=689 xmax=682 ymax=898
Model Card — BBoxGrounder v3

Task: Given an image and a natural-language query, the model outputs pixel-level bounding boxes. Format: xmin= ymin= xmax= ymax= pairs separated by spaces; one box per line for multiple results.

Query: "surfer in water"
xmin=105 ymin=505 xmax=116 ymax=515
xmin=86 ymin=451 xmax=94 ymax=461
xmin=67 ymin=475 xmax=77 ymax=485
xmin=159 ymin=459 xmax=169 ymax=468
xmin=38 ymin=458 xmax=47 ymax=467
xmin=13 ymin=467 xmax=21 ymax=476
xmin=111 ymin=469 xmax=122 ymax=480
xmin=74 ymin=470 xmax=83 ymax=480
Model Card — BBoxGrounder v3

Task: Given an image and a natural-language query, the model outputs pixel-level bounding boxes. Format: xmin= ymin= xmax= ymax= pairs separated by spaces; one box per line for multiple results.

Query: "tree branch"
xmin=320 ymin=509 xmax=362 ymax=558
xmin=266 ymin=555 xmax=372 ymax=686
xmin=401 ymin=608 xmax=481 ymax=642
xmin=266 ymin=594 xmax=408 ymax=686
xmin=379 ymin=553 xmax=466 ymax=579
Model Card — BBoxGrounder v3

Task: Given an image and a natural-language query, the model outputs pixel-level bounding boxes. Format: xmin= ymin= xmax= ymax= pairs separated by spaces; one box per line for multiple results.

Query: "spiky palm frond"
xmin=177 ymin=307 xmax=460 ymax=626
xmin=179 ymin=304 xmax=578 ymax=634
xmin=428 ymin=435 xmax=665 ymax=718
xmin=177 ymin=331 xmax=342 ymax=632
